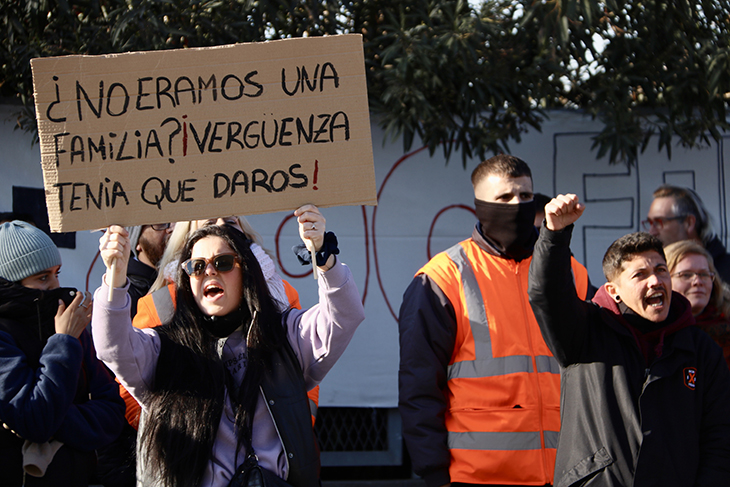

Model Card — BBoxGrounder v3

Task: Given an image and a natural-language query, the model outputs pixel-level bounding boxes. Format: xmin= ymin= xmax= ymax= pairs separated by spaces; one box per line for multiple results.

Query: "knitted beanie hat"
xmin=0 ymin=220 xmax=62 ymax=282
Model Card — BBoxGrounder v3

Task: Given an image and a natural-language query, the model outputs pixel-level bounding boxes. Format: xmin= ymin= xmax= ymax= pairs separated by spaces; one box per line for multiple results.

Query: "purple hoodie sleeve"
xmin=91 ymin=280 xmax=161 ymax=407
xmin=284 ymin=259 xmax=365 ymax=388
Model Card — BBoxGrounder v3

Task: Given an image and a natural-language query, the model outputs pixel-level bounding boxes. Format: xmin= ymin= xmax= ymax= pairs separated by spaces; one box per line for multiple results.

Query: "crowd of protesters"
xmin=1 ymin=158 xmax=729 ymax=487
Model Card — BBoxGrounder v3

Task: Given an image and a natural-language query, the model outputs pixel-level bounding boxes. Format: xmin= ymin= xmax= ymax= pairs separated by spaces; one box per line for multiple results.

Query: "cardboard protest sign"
xmin=31 ymin=34 xmax=376 ymax=232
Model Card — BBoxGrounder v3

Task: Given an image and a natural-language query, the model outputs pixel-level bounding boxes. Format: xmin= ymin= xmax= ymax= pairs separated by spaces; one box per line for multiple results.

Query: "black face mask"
xmin=474 ymin=198 xmax=537 ymax=261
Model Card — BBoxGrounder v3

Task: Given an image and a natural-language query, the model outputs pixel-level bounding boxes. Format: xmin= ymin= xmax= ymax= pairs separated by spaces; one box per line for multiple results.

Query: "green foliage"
xmin=555 ymin=0 xmax=730 ymax=164
xmin=2 ymin=0 xmax=730 ymax=165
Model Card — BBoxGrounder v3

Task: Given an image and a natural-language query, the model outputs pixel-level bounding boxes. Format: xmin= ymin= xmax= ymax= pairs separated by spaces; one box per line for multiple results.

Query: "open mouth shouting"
xmin=640 ymin=285 xmax=670 ymax=321
xmin=645 ymin=290 xmax=665 ymax=309
xmin=204 ymin=282 xmax=225 ymax=299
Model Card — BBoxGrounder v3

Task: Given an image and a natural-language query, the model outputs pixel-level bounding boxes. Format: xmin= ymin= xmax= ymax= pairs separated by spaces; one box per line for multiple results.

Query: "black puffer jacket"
xmin=528 ymin=225 xmax=730 ymax=487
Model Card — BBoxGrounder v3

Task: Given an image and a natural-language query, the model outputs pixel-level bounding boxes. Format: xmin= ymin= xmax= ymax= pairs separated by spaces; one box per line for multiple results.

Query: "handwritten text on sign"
xmin=31 ymin=34 xmax=376 ymax=232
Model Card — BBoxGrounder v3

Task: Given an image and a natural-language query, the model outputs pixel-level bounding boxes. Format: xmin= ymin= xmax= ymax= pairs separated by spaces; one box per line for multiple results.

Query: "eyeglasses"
xmin=641 ymin=215 xmax=686 ymax=231
xmin=671 ymin=271 xmax=715 ymax=282
xmin=182 ymin=254 xmax=239 ymax=277
xmin=150 ymin=223 xmax=171 ymax=231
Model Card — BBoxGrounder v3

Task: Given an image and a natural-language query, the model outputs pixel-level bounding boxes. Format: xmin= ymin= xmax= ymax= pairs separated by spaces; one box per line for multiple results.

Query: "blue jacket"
xmin=0 ymin=278 xmax=125 ymax=486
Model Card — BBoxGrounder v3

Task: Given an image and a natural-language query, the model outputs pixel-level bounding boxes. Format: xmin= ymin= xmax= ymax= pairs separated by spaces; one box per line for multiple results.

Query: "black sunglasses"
xmin=181 ymin=254 xmax=239 ymax=277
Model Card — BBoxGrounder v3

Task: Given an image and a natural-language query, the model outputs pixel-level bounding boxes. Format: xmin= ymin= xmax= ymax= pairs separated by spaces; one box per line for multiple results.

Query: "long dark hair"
xmin=139 ymin=225 xmax=287 ymax=487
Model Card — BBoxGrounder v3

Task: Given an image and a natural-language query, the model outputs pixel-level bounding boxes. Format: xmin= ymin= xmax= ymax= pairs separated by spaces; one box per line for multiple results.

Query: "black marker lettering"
xmin=189 ymin=121 xmax=212 ymax=154
xmin=330 ymin=111 xmax=350 ymax=141
xmin=244 ymin=71 xmax=263 ymax=98
xmin=116 ymin=131 xmax=134 ymax=161
xmin=76 ymin=80 xmax=103 ymax=121
xmin=251 ymin=169 xmax=271 ymax=192
xmin=261 ymin=118 xmax=278 ymax=148
xmin=221 ymin=74 xmax=244 ymax=101
xmin=70 ymin=183 xmax=85 ymax=211
xmin=70 ymin=136 xmax=84 ymax=164
xmin=279 ymin=117 xmax=293 ymax=146
xmin=161 ymin=117 xmax=181 ymax=156
xmin=231 ymin=170 xmax=248 ymax=195
xmin=53 ymin=132 xmax=69 ymax=167
xmin=208 ymin=122 xmax=225 ymax=153
xmin=156 ymin=77 xmax=176 ymax=109
xmin=47 ymin=76 xmax=66 ymax=123
xmin=86 ymin=182 xmax=103 ymax=210
xmin=226 ymin=122 xmax=244 ymax=150
xmin=289 ymin=163 xmax=308 ymax=188
xmin=145 ymin=130 xmax=164 ymax=158
xmin=244 ymin=121 xmax=260 ymax=149
xmin=88 ymin=135 xmax=106 ymax=162
xmin=111 ymin=181 xmax=129 ymax=207
xmin=55 ymin=182 xmax=72 ymax=213
xmin=314 ymin=114 xmax=330 ymax=143
xmin=281 ymin=67 xmax=300 ymax=96
xmin=214 ymin=173 xmax=230 ymax=198
xmin=106 ymin=82 xmax=130 ymax=117
xmin=175 ymin=76 xmax=196 ymax=105
xmin=136 ymin=77 xmax=154 ymax=111
xmin=269 ymin=170 xmax=289 ymax=192
xmin=321 ymin=62 xmax=340 ymax=90
xmin=198 ymin=74 xmax=217 ymax=102
xmin=181 ymin=179 xmax=196 ymax=202
xmin=296 ymin=115 xmax=313 ymax=144
xmin=301 ymin=64 xmax=319 ymax=92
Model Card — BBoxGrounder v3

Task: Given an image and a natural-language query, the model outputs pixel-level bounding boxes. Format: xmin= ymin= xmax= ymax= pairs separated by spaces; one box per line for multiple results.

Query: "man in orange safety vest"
xmin=398 ymin=154 xmax=591 ymax=487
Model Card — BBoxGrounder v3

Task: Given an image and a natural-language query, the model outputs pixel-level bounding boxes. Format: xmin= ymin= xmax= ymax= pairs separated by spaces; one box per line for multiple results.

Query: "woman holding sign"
xmin=91 ymin=205 xmax=364 ymax=487
xmin=120 ymin=215 xmax=312 ymax=431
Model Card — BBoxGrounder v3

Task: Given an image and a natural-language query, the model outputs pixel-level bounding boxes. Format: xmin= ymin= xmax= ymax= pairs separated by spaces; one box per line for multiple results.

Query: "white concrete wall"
xmin=2 ymin=103 xmax=728 ymax=407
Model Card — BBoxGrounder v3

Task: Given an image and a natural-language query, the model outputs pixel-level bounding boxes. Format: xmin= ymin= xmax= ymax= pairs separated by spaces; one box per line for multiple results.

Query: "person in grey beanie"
xmin=0 ymin=220 xmax=125 ymax=486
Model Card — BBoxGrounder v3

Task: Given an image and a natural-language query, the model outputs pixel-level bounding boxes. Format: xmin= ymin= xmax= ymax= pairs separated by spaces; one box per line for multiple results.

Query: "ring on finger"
xmin=311 ymin=223 xmax=316 ymax=231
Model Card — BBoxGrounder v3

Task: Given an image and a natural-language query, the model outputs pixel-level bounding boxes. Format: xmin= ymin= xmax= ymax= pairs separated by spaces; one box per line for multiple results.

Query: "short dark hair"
xmin=471 ymin=154 xmax=532 ymax=186
xmin=602 ymin=232 xmax=666 ymax=281
xmin=652 ymin=185 xmax=711 ymax=242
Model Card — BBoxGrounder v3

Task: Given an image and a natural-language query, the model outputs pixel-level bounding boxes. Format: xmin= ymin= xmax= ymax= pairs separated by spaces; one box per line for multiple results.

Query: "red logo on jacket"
xmin=684 ymin=367 xmax=697 ymax=390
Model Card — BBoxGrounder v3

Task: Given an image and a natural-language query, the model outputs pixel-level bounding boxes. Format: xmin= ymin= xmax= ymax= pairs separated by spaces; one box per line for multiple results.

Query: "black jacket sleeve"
xmin=528 ymin=223 xmax=591 ymax=367
xmin=398 ymin=274 xmax=456 ymax=487
xmin=696 ymin=334 xmax=730 ymax=485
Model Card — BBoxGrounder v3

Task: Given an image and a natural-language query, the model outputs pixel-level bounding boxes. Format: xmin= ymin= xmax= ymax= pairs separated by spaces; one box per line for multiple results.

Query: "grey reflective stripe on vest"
xmin=445 ymin=245 xmax=493 ymax=366
xmin=151 ymin=287 xmax=175 ymax=324
xmin=448 ymin=430 xmax=561 ymax=450
xmin=448 ymin=431 xmax=542 ymax=450
xmin=449 ymin=354 xmax=533 ymax=379
xmin=535 ymin=355 xmax=560 ymax=374
xmin=544 ymin=430 xmax=559 ymax=449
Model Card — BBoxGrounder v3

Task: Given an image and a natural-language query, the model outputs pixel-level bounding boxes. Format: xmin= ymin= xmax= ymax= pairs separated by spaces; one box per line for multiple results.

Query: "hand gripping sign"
xmin=31 ymin=34 xmax=376 ymax=233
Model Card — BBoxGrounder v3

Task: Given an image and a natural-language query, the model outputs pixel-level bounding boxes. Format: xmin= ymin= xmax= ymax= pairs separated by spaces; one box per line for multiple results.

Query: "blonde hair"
xmin=148 ymin=215 xmax=273 ymax=293
xmin=664 ymin=239 xmax=730 ymax=317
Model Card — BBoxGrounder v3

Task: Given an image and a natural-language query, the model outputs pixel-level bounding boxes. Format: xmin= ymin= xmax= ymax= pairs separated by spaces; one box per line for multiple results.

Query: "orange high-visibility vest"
xmin=419 ymin=239 xmax=589 ymax=485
